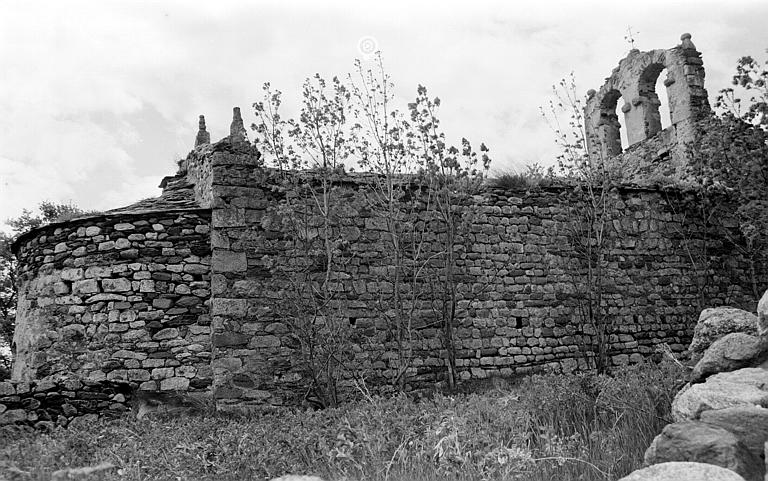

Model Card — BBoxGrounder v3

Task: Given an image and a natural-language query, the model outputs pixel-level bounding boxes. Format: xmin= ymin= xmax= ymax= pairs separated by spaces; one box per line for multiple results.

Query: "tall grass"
xmin=0 ymin=360 xmax=686 ymax=481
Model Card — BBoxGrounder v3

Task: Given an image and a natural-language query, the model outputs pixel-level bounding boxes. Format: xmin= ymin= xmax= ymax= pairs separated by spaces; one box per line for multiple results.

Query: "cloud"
xmin=1 ymin=0 xmax=767 ymax=232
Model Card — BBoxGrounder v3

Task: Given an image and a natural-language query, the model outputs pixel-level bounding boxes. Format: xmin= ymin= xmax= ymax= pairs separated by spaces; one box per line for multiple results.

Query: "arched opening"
xmin=655 ymin=68 xmax=672 ymax=130
xmin=639 ymin=63 xmax=672 ymax=137
xmin=616 ymin=97 xmax=629 ymax=150
xmin=598 ymin=89 xmax=624 ymax=158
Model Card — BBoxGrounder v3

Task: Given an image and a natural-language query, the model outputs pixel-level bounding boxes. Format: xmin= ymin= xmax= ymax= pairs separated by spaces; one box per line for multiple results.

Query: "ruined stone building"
xmin=2 ymin=34 xmax=765 ymax=422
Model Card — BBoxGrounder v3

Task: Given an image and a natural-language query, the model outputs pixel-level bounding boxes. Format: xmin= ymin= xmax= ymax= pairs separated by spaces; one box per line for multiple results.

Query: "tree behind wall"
xmin=0 ymin=201 xmax=91 ymax=380
xmin=687 ymin=49 xmax=768 ymax=301
xmin=254 ymin=54 xmax=491 ymax=395
xmin=542 ymin=73 xmax=616 ymax=374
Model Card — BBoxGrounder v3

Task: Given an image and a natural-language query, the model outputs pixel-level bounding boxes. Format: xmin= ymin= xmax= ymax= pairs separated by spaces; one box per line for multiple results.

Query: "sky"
xmin=0 ymin=0 xmax=766 ymax=232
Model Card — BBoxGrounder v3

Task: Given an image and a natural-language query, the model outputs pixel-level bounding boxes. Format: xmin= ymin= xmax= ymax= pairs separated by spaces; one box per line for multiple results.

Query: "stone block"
xmin=250 ymin=335 xmax=280 ymax=348
xmin=212 ymin=298 xmax=247 ymax=317
xmin=60 ymin=268 xmax=84 ymax=281
xmin=213 ymin=209 xmax=245 ymax=227
xmin=0 ymin=382 xmax=15 ymax=396
xmin=213 ymin=249 xmax=247 ymax=272
xmin=184 ymin=264 xmax=209 ymax=275
xmin=139 ymin=280 xmax=155 ymax=292
xmin=152 ymin=367 xmax=175 ymax=379
xmin=128 ymin=369 xmax=151 ymax=382
xmin=152 ymin=298 xmax=173 ymax=309
xmin=85 ymin=266 xmax=112 ymax=278
xmin=0 ymin=409 xmax=27 ymax=425
xmin=160 ymin=377 xmax=190 ymax=391
xmin=176 ymin=365 xmax=197 ymax=378
xmin=213 ymin=332 xmax=250 ymax=347
xmin=73 ymin=278 xmax=99 ymax=295
xmin=102 ymin=278 xmax=132 ymax=293
xmin=153 ymin=328 xmax=180 ymax=340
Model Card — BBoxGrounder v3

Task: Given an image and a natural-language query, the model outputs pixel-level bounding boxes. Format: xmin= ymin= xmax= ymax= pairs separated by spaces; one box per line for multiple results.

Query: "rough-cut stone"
xmin=0 ymin=381 xmax=15 ymax=396
xmin=644 ymin=421 xmax=762 ymax=481
xmin=60 ymin=268 xmax=84 ymax=281
xmin=758 ymin=289 xmax=768 ymax=336
xmin=617 ymin=462 xmax=746 ymax=481
xmin=229 ymin=107 xmax=248 ymax=143
xmin=160 ymin=377 xmax=190 ymax=391
xmin=0 ymin=409 xmax=29 ymax=425
xmin=690 ymin=308 xmax=760 ymax=360
xmin=153 ymin=328 xmax=180 ymax=341
xmin=691 ymin=333 xmax=768 ymax=383
xmin=195 ymin=115 xmax=211 ymax=147
xmin=72 ymin=279 xmax=99 ymax=295
xmin=701 ymin=406 xmax=768 ymax=465
xmin=102 ymin=278 xmax=132 ymax=293
xmin=212 ymin=250 xmax=246 ymax=272
xmin=672 ymin=368 xmax=768 ymax=422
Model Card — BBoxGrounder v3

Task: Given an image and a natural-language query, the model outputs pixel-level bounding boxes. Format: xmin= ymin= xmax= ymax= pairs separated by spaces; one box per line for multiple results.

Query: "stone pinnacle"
xmin=195 ymin=115 xmax=210 ymax=147
xmin=680 ymin=33 xmax=696 ymax=51
xmin=230 ymin=107 xmax=248 ymax=143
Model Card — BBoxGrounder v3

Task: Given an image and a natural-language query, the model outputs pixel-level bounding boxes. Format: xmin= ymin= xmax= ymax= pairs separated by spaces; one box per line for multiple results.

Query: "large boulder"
xmin=700 ymin=406 xmax=768 ymax=465
xmin=691 ymin=333 xmax=768 ymax=383
xmin=617 ymin=462 xmax=746 ymax=481
xmin=644 ymin=421 xmax=763 ymax=481
xmin=758 ymin=290 xmax=768 ymax=336
xmin=672 ymin=368 xmax=768 ymax=422
xmin=690 ymin=308 xmax=759 ymax=361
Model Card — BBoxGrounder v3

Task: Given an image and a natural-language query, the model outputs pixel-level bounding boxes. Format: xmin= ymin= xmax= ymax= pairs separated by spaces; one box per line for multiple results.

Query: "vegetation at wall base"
xmin=0 ymin=360 xmax=686 ymax=481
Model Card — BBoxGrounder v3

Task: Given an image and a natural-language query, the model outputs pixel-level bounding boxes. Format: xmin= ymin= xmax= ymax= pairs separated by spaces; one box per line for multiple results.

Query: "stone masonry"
xmin=584 ymin=33 xmax=709 ymax=184
xmin=3 ymin=34 xmax=767 ymax=421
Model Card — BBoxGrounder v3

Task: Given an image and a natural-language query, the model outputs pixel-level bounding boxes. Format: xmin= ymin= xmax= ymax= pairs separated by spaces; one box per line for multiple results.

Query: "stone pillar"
xmin=598 ymin=113 xmax=623 ymax=158
xmin=195 ymin=115 xmax=210 ymax=148
xmin=208 ymin=144 xmax=277 ymax=411
xmin=229 ymin=107 xmax=248 ymax=144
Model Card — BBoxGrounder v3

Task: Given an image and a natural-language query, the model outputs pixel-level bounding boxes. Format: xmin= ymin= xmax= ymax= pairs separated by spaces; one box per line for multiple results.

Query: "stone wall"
xmin=203 ymin=144 xmax=765 ymax=408
xmin=12 ymin=209 xmax=212 ymax=394
xmin=9 ymin=126 xmax=766 ymax=413
xmin=0 ymin=378 xmax=131 ymax=430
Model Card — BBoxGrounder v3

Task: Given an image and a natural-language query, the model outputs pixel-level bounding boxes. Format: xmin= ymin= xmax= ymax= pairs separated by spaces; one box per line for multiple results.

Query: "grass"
xmin=486 ymin=164 xmax=555 ymax=191
xmin=0 ymin=360 xmax=686 ymax=481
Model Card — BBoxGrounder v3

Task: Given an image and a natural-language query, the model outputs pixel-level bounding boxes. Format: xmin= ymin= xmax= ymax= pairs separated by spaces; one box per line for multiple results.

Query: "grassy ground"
xmin=0 ymin=360 xmax=686 ymax=481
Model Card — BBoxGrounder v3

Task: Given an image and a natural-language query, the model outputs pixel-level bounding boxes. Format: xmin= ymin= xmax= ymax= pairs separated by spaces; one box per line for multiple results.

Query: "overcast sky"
xmin=0 ymin=0 xmax=766 ymax=231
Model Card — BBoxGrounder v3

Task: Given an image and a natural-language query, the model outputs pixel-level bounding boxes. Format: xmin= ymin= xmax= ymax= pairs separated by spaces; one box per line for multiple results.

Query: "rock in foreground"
xmin=672 ymin=368 xmax=768 ymax=422
xmin=270 ymin=476 xmax=325 ymax=481
xmin=618 ymin=461 xmax=747 ymax=480
xmin=690 ymin=333 xmax=768 ymax=383
xmin=700 ymin=406 xmax=768 ymax=466
xmin=643 ymin=421 xmax=762 ymax=481
xmin=689 ymin=308 xmax=759 ymax=361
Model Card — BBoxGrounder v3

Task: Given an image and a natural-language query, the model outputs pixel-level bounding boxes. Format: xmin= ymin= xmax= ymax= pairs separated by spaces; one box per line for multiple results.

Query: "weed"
xmin=0 ymin=361 xmax=686 ymax=481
